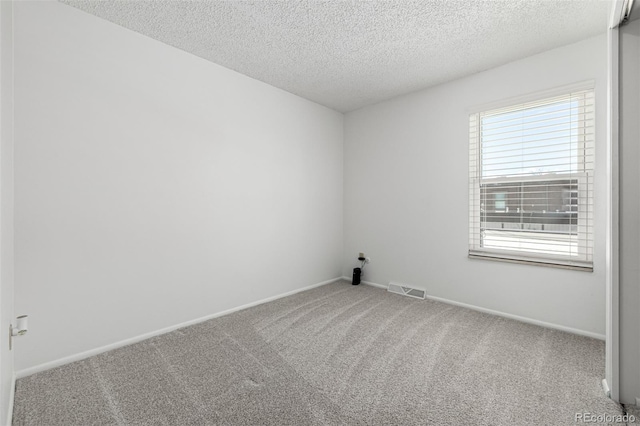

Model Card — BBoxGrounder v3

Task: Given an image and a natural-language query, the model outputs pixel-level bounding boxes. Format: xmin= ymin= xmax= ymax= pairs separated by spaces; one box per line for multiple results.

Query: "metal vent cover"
xmin=387 ymin=282 xmax=426 ymax=300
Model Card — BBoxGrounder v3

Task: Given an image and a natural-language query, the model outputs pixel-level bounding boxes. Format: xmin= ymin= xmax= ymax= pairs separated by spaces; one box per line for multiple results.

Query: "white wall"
xmin=0 ymin=1 xmax=15 ymax=423
xmin=619 ymin=18 xmax=640 ymax=406
xmin=13 ymin=1 xmax=343 ymax=373
xmin=344 ymin=34 xmax=608 ymax=337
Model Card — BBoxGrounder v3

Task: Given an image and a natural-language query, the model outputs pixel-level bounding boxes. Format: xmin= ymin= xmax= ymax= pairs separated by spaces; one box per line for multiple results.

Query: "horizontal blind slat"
xmin=482 ymin=113 xmax=593 ymax=136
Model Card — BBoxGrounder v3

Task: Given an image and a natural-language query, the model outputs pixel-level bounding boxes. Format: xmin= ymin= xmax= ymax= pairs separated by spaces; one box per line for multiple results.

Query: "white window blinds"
xmin=469 ymin=89 xmax=594 ymax=270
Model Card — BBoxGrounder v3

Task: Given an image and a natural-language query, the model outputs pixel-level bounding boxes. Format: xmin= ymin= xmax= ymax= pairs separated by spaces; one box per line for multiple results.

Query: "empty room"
xmin=0 ymin=0 xmax=639 ymax=425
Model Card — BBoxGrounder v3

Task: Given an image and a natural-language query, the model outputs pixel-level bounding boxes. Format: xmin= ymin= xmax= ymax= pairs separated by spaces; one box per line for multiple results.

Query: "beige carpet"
xmin=13 ymin=280 xmax=624 ymax=425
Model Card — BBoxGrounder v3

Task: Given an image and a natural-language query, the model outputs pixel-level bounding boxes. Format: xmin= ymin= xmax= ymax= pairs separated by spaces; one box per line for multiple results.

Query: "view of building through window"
xmin=480 ymin=179 xmax=579 ymax=256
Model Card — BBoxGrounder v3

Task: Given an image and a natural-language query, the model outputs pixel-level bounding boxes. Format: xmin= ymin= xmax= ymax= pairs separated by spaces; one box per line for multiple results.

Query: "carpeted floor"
xmin=13 ymin=280 xmax=624 ymax=425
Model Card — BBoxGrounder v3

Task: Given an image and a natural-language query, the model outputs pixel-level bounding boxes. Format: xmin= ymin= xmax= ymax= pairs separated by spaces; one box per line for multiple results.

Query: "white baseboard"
xmin=6 ymin=372 xmax=15 ymax=426
xmin=426 ymin=294 xmax=605 ymax=340
xmin=602 ymin=378 xmax=611 ymax=398
xmin=361 ymin=279 xmax=387 ymax=289
xmin=340 ymin=276 xmax=387 ymax=289
xmin=16 ymin=277 xmax=343 ymax=379
xmin=346 ymin=276 xmax=605 ymax=341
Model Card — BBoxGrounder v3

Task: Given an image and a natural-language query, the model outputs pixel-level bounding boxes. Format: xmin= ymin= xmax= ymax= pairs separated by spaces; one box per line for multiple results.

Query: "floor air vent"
xmin=387 ymin=282 xmax=426 ymax=300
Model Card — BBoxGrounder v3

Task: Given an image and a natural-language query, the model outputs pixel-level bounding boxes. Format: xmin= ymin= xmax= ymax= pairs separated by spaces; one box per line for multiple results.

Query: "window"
xmin=469 ymin=88 xmax=594 ymax=270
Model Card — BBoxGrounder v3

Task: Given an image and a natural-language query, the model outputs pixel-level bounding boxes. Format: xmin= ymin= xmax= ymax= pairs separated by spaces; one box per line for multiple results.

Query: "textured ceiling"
xmin=59 ymin=0 xmax=611 ymax=112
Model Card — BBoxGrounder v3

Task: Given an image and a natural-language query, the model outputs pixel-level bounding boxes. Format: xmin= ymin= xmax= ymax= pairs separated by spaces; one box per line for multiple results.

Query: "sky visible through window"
xmin=480 ymin=99 xmax=580 ymax=179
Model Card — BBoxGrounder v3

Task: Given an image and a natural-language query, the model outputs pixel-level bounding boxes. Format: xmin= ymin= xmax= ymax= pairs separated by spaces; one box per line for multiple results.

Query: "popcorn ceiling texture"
xmin=59 ymin=0 xmax=609 ymax=112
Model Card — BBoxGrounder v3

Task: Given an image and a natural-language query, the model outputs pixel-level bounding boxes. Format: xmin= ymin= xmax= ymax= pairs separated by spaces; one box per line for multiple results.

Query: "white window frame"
xmin=468 ymin=83 xmax=595 ymax=271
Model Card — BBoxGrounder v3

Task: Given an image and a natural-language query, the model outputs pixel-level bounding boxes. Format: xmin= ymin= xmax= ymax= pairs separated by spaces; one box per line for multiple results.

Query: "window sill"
xmin=468 ymin=252 xmax=593 ymax=272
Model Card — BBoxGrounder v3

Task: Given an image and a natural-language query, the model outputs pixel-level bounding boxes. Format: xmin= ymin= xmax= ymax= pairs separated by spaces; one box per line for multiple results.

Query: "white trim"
xmin=341 ymin=276 xmax=388 ymax=290
xmin=602 ymin=378 xmax=611 ymax=398
xmin=467 ymin=80 xmax=595 ymax=114
xmin=361 ymin=280 xmax=387 ymax=290
xmin=468 ymin=252 xmax=594 ymax=272
xmin=5 ymin=373 xmax=15 ymax=426
xmin=606 ymin=26 xmax=620 ymax=403
xmin=16 ymin=277 xmax=342 ymax=379
xmin=425 ymin=295 xmax=604 ymax=340
xmin=349 ymin=277 xmax=605 ymax=340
